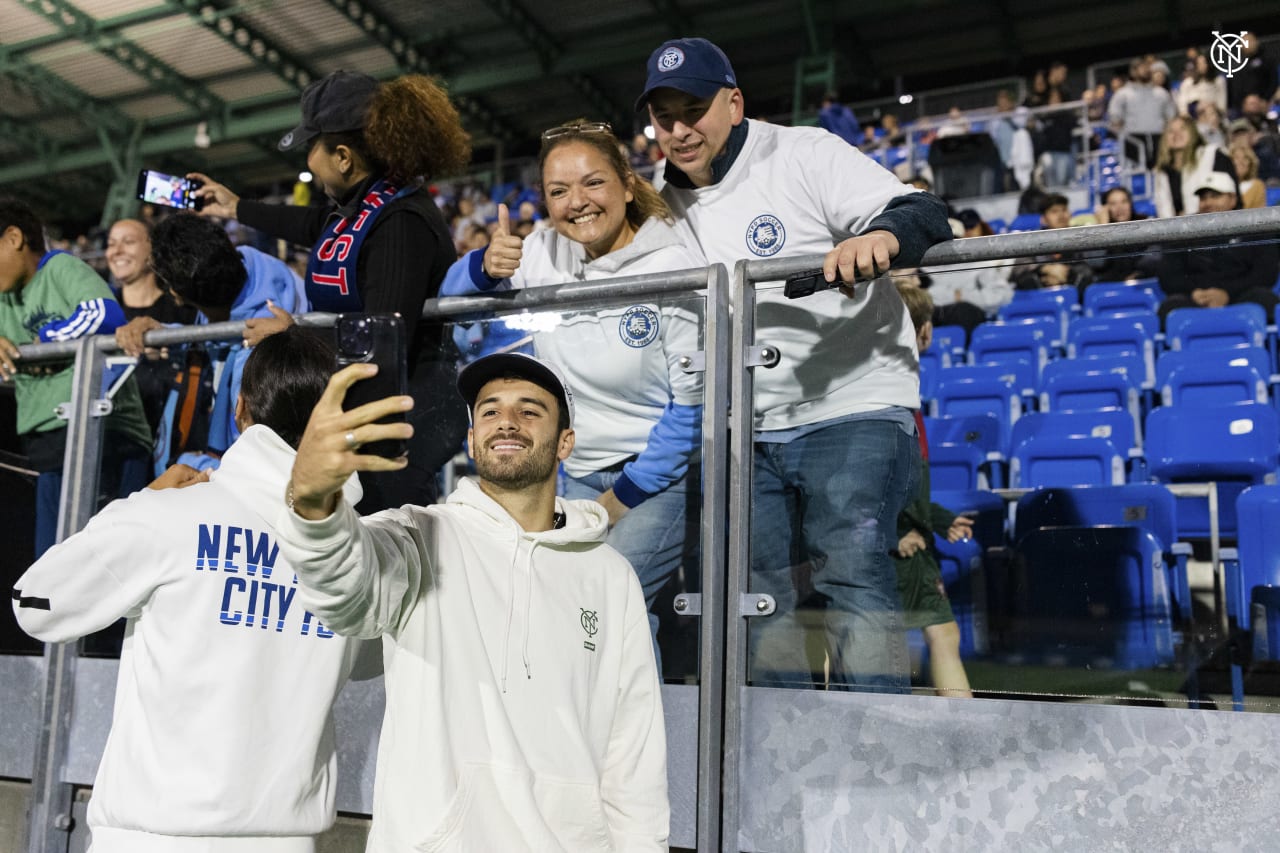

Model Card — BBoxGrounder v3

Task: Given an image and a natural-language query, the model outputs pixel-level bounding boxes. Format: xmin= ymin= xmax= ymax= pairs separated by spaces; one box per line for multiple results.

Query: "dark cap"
xmin=457 ymin=352 xmax=575 ymax=427
xmin=278 ymin=70 xmax=379 ymax=152
xmin=635 ymin=37 xmax=738 ymax=112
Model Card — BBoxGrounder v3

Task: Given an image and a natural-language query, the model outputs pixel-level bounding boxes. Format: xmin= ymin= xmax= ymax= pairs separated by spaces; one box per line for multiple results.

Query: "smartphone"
xmin=136 ymin=169 xmax=204 ymax=211
xmin=336 ymin=313 xmax=409 ymax=457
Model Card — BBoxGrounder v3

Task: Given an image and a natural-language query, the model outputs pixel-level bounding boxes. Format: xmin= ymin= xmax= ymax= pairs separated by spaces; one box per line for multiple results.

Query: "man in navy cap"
xmin=637 ymin=37 xmax=953 ymax=693
xmin=271 ymin=351 xmax=670 ymax=850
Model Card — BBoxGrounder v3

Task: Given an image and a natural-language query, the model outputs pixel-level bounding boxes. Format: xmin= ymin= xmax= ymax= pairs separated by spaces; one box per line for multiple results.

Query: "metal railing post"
xmin=695 ymin=264 xmax=731 ymax=853
xmin=25 ymin=335 xmax=110 ymax=853
xmin=721 ymin=260 xmax=758 ymax=853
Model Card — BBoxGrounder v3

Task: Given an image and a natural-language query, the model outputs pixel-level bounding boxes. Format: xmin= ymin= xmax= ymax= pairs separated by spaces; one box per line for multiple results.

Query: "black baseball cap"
xmin=635 ymin=37 xmax=738 ymax=112
xmin=278 ymin=70 xmax=379 ymax=152
xmin=457 ymin=353 xmax=575 ymax=427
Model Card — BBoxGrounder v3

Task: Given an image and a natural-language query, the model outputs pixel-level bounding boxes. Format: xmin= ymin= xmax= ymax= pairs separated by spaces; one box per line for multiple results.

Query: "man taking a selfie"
xmin=273 ymin=351 xmax=669 ymax=850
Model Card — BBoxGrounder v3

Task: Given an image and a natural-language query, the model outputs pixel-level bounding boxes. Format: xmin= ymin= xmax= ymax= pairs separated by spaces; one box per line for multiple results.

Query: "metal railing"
xmin=7 ymin=206 xmax=1280 ymax=853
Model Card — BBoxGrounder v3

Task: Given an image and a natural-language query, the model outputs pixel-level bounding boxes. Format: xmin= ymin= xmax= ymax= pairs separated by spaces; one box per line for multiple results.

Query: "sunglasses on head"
xmin=540 ymin=121 xmax=614 ymax=142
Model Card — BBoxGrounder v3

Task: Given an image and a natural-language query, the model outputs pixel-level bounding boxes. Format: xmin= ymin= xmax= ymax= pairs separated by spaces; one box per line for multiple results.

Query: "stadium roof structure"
xmin=2 ymin=0 xmax=1277 ymax=226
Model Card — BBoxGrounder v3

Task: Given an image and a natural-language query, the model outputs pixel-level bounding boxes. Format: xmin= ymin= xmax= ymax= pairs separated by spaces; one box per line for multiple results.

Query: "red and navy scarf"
xmin=306 ymin=178 xmax=413 ymax=311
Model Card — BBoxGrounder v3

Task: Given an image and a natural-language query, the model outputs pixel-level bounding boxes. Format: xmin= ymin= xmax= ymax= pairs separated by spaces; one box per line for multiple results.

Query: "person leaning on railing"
xmin=636 ymin=37 xmax=954 ymax=693
xmin=0 ymin=197 xmax=152 ymax=559
xmin=441 ymin=120 xmax=704 ymax=670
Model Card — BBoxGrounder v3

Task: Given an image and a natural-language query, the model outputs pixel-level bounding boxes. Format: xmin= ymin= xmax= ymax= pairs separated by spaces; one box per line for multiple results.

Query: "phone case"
xmin=335 ymin=313 xmax=409 ymax=457
xmin=135 ymin=170 xmax=204 ymax=211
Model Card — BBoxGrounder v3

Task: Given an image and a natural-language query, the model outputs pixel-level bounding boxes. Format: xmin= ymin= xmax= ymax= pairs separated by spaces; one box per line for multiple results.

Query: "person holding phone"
xmin=191 ymin=70 xmax=472 ymax=514
xmin=441 ymin=120 xmax=704 ymax=666
xmin=273 ymin=351 xmax=668 ymax=850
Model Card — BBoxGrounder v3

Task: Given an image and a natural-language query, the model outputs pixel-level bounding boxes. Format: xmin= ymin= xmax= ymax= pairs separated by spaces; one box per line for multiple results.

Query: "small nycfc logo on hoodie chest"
xmin=581 ymin=608 xmax=599 ymax=651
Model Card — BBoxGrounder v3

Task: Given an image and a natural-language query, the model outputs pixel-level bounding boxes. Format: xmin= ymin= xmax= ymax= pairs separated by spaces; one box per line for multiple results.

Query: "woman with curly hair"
xmin=191 ymin=70 xmax=473 ymax=512
xmin=442 ymin=120 xmax=704 ymax=670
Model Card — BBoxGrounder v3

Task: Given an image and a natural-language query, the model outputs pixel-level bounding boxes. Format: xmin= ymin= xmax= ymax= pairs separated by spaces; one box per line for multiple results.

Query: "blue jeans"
xmin=750 ymin=418 xmax=919 ymax=692
xmin=563 ymin=467 xmax=697 ymax=672
xmin=35 ymin=438 xmax=151 ymax=557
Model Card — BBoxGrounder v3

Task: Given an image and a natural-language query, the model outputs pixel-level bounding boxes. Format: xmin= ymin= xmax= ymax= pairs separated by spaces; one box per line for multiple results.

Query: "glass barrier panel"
xmin=744 ymin=234 xmax=1280 ymax=712
xmin=444 ymin=290 xmax=708 ymax=687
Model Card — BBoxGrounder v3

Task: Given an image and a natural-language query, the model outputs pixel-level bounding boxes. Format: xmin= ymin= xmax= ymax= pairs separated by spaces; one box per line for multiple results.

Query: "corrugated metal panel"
xmin=5 ymin=5 xmax=64 ymax=42
xmin=74 ymin=0 xmax=161 ymax=17
xmin=115 ymin=93 xmax=192 ymax=123
xmin=121 ymin=20 xmax=258 ymax=80
xmin=205 ymin=71 xmax=296 ymax=103
xmin=235 ymin=0 xmax=372 ymax=52
xmin=315 ymin=46 xmax=400 ymax=77
xmin=23 ymin=46 xmax=150 ymax=99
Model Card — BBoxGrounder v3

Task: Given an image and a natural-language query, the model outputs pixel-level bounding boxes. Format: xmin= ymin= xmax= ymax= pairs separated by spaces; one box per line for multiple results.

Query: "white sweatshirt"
xmin=655 ymin=119 xmax=922 ymax=431
xmin=443 ymin=217 xmax=704 ymax=481
xmin=273 ymin=477 xmax=669 ymax=852
xmin=11 ymin=425 xmax=361 ymax=853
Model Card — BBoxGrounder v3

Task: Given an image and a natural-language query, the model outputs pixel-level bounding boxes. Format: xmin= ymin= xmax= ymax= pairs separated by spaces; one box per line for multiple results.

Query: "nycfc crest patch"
xmin=658 ymin=47 xmax=685 ymax=71
xmin=619 ymin=305 xmax=660 ymax=348
xmin=746 ymin=214 xmax=785 ymax=257
xmin=581 ymin=608 xmax=599 ymax=652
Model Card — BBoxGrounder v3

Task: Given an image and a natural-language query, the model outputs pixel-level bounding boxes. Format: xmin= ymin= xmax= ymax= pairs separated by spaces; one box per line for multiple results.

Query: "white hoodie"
xmin=12 ymin=425 xmax=361 ymax=853
xmin=274 ymin=477 xmax=669 ymax=852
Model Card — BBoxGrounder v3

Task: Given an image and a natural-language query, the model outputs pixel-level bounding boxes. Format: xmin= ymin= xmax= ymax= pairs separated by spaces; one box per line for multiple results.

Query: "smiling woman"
xmin=441 ymin=120 xmax=705 ymax=672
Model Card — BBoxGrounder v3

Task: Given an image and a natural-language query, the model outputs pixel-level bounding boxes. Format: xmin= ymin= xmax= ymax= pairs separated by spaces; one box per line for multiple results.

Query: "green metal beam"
xmin=0 ymin=56 xmax=135 ymax=136
xmin=18 ymin=0 xmax=225 ymax=117
xmin=169 ymin=0 xmax=319 ymax=90
xmin=0 ymin=103 xmax=300 ymax=185
xmin=477 ymin=0 xmax=630 ymax=126
xmin=0 ymin=113 xmax=59 ymax=160
xmin=2 ymin=3 xmax=180 ymax=57
xmin=315 ymin=0 xmax=523 ymax=144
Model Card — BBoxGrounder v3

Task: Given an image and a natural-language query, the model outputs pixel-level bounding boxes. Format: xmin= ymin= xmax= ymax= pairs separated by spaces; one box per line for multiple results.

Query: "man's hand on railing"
xmin=243 ymin=299 xmax=294 ymax=347
xmin=823 ymin=229 xmax=901 ymax=290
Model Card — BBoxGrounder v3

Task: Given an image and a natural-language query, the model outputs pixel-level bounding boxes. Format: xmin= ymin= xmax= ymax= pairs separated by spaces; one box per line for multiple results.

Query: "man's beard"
xmin=474 ymin=435 xmax=559 ymax=490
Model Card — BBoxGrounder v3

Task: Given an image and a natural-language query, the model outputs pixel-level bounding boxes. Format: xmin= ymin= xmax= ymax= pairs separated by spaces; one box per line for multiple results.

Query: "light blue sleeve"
xmin=611 ymin=402 xmax=702 ymax=508
xmin=442 ymin=249 xmax=505 ymax=296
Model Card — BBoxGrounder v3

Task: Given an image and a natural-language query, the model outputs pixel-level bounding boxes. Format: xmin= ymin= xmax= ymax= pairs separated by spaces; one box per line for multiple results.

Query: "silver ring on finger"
xmin=345 ymin=430 xmax=359 ymax=451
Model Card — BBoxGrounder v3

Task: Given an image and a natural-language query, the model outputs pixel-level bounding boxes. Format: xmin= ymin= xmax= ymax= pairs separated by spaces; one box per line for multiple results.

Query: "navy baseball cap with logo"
xmin=457 ymin=352 xmax=575 ymax=428
xmin=635 ymin=37 xmax=738 ymax=112
xmin=278 ymin=70 xmax=379 ymax=152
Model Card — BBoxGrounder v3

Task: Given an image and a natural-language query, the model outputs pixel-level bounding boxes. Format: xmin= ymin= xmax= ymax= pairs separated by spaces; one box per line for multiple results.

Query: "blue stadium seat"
xmin=1008 ymin=409 xmax=1142 ymax=482
xmin=1067 ymin=316 xmax=1156 ymax=387
xmin=1083 ymin=282 xmax=1161 ymax=317
xmin=1160 ymin=363 xmax=1268 ymax=408
xmin=934 ymin=534 xmax=989 ymax=657
xmin=1145 ymin=402 xmax=1280 ymax=540
xmin=931 ymin=365 xmax=1023 ymax=452
xmin=1014 ymin=484 xmax=1192 ymax=624
xmin=930 ymin=442 xmax=990 ymax=491
xmin=1232 ymin=484 xmax=1280 ymax=632
xmin=1009 ymin=526 xmax=1175 ymax=669
xmin=925 ymin=412 xmax=1004 ymax=487
xmin=1038 ymin=360 xmax=1144 ymax=445
xmin=1266 ymin=186 xmax=1280 ymax=207
xmin=1009 ymin=434 xmax=1126 ymax=488
xmin=987 ymin=218 xmax=1008 ymax=235
xmin=968 ymin=321 xmax=1051 ymax=393
xmin=1155 ymin=345 xmax=1274 ymax=392
xmin=919 ymin=348 xmax=945 ymax=401
xmin=1165 ymin=304 xmax=1267 ymax=353
xmin=998 ymin=287 xmax=1077 ymax=343
xmin=932 ymin=324 xmax=968 ymax=361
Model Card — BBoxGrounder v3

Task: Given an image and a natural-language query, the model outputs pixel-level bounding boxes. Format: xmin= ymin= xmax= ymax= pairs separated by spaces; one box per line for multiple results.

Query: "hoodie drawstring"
xmin=522 ymin=542 xmax=537 ymax=680
xmin=499 ymin=530 xmax=520 ymax=693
